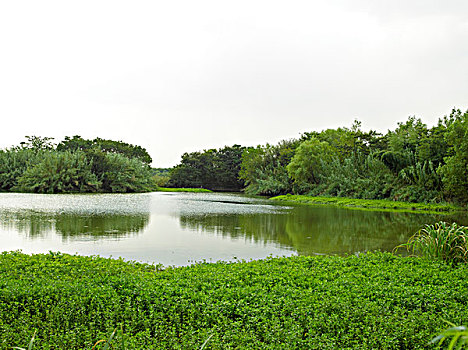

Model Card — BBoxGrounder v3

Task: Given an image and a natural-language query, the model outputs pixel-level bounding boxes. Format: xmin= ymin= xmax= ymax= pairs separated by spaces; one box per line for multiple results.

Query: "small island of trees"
xmin=0 ymin=136 xmax=155 ymax=193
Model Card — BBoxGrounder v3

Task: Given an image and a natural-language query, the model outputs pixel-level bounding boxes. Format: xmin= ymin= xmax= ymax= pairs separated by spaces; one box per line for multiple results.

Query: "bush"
xmin=0 ymin=149 xmax=38 ymax=191
xmin=15 ymin=151 xmax=100 ymax=193
xmin=100 ymin=153 xmax=156 ymax=193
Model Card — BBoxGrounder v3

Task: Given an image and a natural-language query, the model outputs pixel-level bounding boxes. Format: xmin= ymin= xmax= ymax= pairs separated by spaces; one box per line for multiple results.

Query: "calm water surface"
xmin=0 ymin=192 xmax=465 ymax=266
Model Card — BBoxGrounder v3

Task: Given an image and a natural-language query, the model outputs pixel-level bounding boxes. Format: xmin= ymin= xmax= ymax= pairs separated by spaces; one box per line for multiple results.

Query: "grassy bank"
xmin=1 ymin=252 xmax=467 ymax=349
xmin=156 ymin=187 xmax=212 ymax=193
xmin=270 ymin=194 xmax=461 ymax=213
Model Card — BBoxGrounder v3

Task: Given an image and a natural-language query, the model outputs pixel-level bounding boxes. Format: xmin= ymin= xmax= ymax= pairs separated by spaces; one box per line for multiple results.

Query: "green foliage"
xmin=418 ymin=118 xmax=452 ymax=167
xmin=15 ymin=151 xmax=100 ymax=194
xmin=395 ymin=159 xmax=443 ymax=202
xmin=99 ymin=153 xmax=155 ymax=193
xmin=398 ymin=160 xmax=441 ymax=190
xmin=271 ymin=194 xmax=458 ymax=213
xmin=170 ymin=145 xmax=246 ymax=191
xmin=240 ymin=140 xmax=298 ymax=195
xmin=438 ymin=109 xmax=468 ymax=203
xmin=387 ymin=116 xmax=428 ymax=156
xmin=170 ymin=149 xmax=216 ymax=188
xmin=57 ymin=135 xmax=152 ymax=164
xmin=0 ymin=252 xmax=467 ymax=349
xmin=18 ymin=136 xmax=56 ymax=152
xmin=313 ymin=151 xmax=395 ymax=199
xmin=156 ymin=187 xmax=212 ymax=193
xmin=0 ymin=149 xmax=38 ymax=191
xmin=0 ymin=136 xmax=155 ymax=194
xmin=399 ymin=222 xmax=468 ymax=264
xmin=304 ymin=120 xmax=386 ymax=158
xmin=430 ymin=323 xmax=468 ymax=349
xmin=287 ymin=137 xmax=335 ymax=191
xmin=152 ymin=174 xmax=170 ymax=187
xmin=152 ymin=168 xmax=171 ymax=187
xmin=237 ymin=109 xmax=468 ymax=204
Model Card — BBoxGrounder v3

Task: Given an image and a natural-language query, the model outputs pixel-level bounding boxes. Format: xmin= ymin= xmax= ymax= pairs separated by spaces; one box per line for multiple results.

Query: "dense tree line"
xmin=0 ymin=136 xmax=155 ymax=193
xmin=169 ymin=145 xmax=246 ymax=191
xmin=169 ymin=108 xmax=468 ymax=204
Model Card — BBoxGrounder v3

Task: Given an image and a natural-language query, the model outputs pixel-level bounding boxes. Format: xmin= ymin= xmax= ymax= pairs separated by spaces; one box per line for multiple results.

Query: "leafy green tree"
xmin=287 ymin=137 xmax=335 ymax=192
xmin=417 ymin=118 xmax=452 ymax=167
xmin=57 ymin=136 xmax=152 ymax=164
xmin=240 ymin=140 xmax=299 ymax=195
xmin=303 ymin=120 xmax=385 ymax=159
xmin=212 ymin=145 xmax=246 ymax=191
xmin=381 ymin=116 xmax=428 ymax=174
xmin=388 ymin=116 xmax=428 ymax=154
xmin=310 ymin=151 xmax=396 ymax=199
xmin=0 ymin=136 xmax=55 ymax=190
xmin=438 ymin=109 xmax=468 ymax=202
xmin=18 ymin=136 xmax=56 ymax=151
xmin=169 ymin=145 xmax=245 ymax=191
xmin=169 ymin=150 xmax=216 ymax=189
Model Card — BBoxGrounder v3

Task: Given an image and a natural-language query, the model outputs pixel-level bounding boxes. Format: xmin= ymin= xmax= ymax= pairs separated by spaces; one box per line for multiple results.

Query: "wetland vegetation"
xmin=0 ymin=136 xmax=155 ymax=194
xmin=270 ymin=194 xmax=460 ymax=213
xmin=1 ymin=251 xmax=467 ymax=349
xmin=156 ymin=187 xmax=212 ymax=193
xmin=169 ymin=108 xmax=468 ymax=207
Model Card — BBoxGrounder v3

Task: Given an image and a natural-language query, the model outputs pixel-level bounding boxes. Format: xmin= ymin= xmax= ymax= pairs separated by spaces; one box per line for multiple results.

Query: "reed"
xmin=430 ymin=323 xmax=468 ymax=349
xmin=399 ymin=221 xmax=468 ymax=264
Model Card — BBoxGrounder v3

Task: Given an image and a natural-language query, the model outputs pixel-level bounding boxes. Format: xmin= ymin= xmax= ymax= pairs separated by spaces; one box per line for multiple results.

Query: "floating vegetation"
xmin=1 ymin=251 xmax=467 ymax=349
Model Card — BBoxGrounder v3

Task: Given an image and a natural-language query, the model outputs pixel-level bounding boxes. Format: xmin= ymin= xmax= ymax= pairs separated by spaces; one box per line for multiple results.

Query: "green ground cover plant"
xmin=0 ymin=251 xmax=467 ymax=349
xmin=270 ymin=194 xmax=460 ymax=213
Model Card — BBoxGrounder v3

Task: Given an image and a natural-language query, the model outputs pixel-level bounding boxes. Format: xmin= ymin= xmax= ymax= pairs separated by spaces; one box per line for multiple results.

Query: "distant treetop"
xmin=56 ymin=135 xmax=152 ymax=164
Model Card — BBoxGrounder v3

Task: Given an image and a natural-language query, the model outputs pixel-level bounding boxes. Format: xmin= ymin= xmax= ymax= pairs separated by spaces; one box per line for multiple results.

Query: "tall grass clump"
xmin=430 ymin=323 xmax=468 ymax=349
xmin=400 ymin=221 xmax=468 ymax=264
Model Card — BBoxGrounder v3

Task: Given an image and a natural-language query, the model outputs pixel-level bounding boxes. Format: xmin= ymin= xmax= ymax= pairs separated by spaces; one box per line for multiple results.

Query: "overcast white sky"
xmin=1 ymin=0 xmax=467 ymax=167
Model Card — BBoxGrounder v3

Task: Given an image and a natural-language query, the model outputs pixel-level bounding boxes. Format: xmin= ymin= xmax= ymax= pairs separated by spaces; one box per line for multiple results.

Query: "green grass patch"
xmin=1 ymin=251 xmax=467 ymax=349
xmin=270 ymin=194 xmax=460 ymax=213
xmin=156 ymin=187 xmax=212 ymax=193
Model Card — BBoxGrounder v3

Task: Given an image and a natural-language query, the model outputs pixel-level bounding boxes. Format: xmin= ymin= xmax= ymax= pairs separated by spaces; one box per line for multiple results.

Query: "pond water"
xmin=0 ymin=192 xmax=465 ymax=266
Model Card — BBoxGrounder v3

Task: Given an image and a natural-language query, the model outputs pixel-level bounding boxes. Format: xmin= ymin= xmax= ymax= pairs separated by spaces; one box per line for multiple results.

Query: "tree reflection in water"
xmin=179 ymin=205 xmax=467 ymax=256
xmin=0 ymin=210 xmax=149 ymax=240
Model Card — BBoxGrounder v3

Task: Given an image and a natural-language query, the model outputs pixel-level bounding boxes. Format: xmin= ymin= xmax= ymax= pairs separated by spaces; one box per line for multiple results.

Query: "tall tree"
xmin=438 ymin=109 xmax=468 ymax=202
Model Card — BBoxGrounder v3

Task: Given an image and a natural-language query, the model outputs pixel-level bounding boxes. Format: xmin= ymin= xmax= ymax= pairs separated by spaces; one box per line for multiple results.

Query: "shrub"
xmin=15 ymin=151 xmax=100 ymax=193
xmin=100 ymin=153 xmax=155 ymax=193
xmin=0 ymin=149 xmax=38 ymax=191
